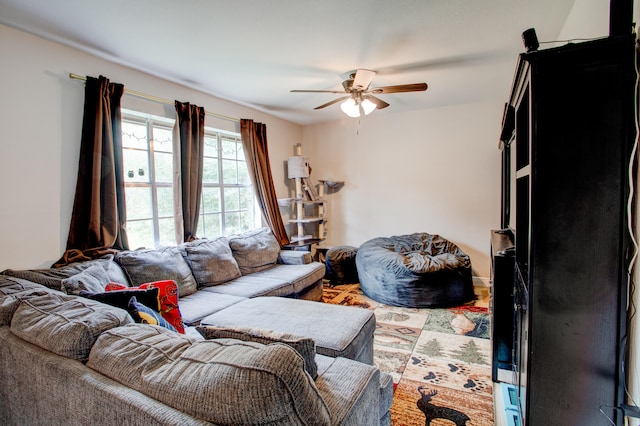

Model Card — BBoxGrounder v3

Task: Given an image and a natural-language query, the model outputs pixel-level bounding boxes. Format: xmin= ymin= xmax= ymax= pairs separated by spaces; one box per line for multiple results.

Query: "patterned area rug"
xmin=323 ymin=283 xmax=493 ymax=426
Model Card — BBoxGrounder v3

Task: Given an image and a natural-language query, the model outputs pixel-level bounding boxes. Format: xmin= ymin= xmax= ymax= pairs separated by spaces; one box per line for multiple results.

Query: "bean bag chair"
xmin=355 ymin=233 xmax=474 ymax=308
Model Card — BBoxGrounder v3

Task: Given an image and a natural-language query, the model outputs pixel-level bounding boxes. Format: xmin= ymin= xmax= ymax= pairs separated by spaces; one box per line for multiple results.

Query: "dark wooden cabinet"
xmin=497 ymin=35 xmax=635 ymax=426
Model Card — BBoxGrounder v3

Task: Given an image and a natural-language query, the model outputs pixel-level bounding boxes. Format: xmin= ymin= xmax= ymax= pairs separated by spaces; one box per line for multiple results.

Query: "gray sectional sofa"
xmin=0 ymin=228 xmax=393 ymax=425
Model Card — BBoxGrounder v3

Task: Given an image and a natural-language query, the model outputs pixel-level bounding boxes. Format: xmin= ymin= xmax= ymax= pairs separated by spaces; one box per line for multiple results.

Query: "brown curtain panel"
xmin=175 ymin=101 xmax=205 ymax=242
xmin=55 ymin=75 xmax=128 ymax=266
xmin=240 ymin=119 xmax=290 ymax=247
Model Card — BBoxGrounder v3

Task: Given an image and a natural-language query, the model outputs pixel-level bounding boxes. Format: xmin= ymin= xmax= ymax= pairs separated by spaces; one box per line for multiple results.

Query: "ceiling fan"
xmin=290 ymin=69 xmax=428 ymax=117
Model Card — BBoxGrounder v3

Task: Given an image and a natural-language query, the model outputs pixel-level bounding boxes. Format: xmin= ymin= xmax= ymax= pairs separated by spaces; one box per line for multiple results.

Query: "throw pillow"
xmin=1 ymin=254 xmax=129 ymax=291
xmin=127 ymin=296 xmax=177 ymax=332
xmin=180 ymin=237 xmax=242 ymax=287
xmin=80 ymin=287 xmax=160 ymax=312
xmin=107 ymin=280 xmax=184 ymax=334
xmin=10 ymin=292 xmax=133 ymax=361
xmin=61 ymin=264 xmax=110 ymax=295
xmin=196 ymin=325 xmax=318 ymax=379
xmin=115 ymin=247 xmax=198 ymax=297
xmin=0 ymin=276 xmax=56 ymax=326
xmin=228 ymin=227 xmax=281 ymax=275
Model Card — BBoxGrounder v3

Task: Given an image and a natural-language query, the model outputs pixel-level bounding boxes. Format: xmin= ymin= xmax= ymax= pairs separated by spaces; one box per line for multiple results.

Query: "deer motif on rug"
xmin=417 ymin=386 xmax=470 ymax=426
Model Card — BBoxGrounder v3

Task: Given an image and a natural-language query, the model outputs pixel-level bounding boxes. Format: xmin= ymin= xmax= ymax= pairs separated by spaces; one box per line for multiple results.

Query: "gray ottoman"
xmin=200 ymin=296 xmax=376 ymax=365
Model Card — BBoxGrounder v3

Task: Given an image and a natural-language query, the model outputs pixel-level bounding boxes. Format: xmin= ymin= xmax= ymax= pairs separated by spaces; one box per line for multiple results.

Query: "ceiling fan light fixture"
xmin=340 ymin=98 xmax=361 ymax=117
xmin=292 ymin=68 xmax=427 ymax=116
xmin=340 ymin=97 xmax=376 ymax=118
xmin=361 ymin=98 xmax=376 ymax=115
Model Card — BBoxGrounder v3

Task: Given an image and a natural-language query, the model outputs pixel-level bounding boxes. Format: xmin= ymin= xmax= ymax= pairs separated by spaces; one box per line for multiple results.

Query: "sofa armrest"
xmin=277 ymin=250 xmax=313 ymax=265
xmin=88 ymin=325 xmax=330 ymax=425
xmin=196 ymin=325 xmax=317 ymax=378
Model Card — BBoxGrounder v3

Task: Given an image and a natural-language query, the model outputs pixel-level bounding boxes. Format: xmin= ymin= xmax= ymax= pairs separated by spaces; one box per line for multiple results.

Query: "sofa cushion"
xmin=228 ymin=227 xmax=280 ymax=275
xmin=277 ymin=249 xmax=313 ymax=265
xmin=250 ymin=263 xmax=326 ymax=296
xmin=87 ymin=324 xmax=331 ymax=425
xmin=106 ymin=281 xmax=184 ymax=333
xmin=201 ymin=274 xmax=293 ymax=298
xmin=61 ymin=264 xmax=110 ymax=295
xmin=1 ymin=254 xmax=129 ymax=291
xmin=196 ymin=325 xmax=318 ymax=378
xmin=180 ymin=237 xmax=241 ymax=287
xmin=115 ymin=247 xmax=197 ymax=297
xmin=127 ymin=297 xmax=177 ymax=332
xmin=10 ymin=292 xmax=133 ymax=361
xmin=178 ymin=291 xmax=246 ymax=326
xmin=0 ymin=276 xmax=56 ymax=325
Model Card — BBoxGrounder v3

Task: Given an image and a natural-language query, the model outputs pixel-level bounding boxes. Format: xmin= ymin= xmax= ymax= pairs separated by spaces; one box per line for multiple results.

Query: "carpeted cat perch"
xmin=355 ymin=232 xmax=474 ymax=308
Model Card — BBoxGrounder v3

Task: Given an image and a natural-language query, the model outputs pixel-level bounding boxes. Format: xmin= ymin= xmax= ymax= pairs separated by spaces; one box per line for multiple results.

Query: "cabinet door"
xmin=522 ymin=35 xmax=633 ymax=426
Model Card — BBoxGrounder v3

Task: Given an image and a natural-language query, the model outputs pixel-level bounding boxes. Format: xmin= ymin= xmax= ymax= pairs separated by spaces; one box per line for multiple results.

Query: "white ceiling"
xmin=0 ymin=0 xmax=577 ymax=125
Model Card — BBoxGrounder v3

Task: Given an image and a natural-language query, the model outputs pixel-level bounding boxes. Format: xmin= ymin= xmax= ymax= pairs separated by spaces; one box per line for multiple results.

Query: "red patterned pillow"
xmin=106 ymin=280 xmax=184 ymax=334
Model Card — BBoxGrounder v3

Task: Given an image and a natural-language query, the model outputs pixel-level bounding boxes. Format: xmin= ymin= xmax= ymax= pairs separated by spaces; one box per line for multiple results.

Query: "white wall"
xmin=303 ymin=103 xmax=502 ymax=278
xmin=557 ymin=0 xmax=611 ymax=40
xmin=0 ymin=24 xmax=302 ymax=270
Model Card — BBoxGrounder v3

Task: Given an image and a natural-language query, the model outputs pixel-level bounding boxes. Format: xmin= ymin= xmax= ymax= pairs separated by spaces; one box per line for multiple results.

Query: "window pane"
xmin=251 ymin=201 xmax=262 ymax=229
xmin=123 ymin=149 xmax=150 ymax=183
xmin=127 ymin=219 xmax=154 ymax=249
xmin=157 ymin=187 xmax=174 ymax=217
xmin=203 ymin=157 xmax=219 ymax=183
xmin=204 ymin=136 xmax=218 ymax=157
xmin=236 ymin=143 xmax=245 ymax=161
xmin=239 ymin=210 xmax=253 ymax=231
xmin=200 ymin=213 xmax=222 ymax=239
xmin=126 ymin=187 xmax=152 ymax=220
xmin=240 ymin=187 xmax=254 ymax=211
xmin=224 ymin=187 xmax=240 ymax=210
xmin=222 ymin=159 xmax=238 ymax=184
xmin=153 ymin=126 xmax=173 ymax=153
xmin=221 ymin=139 xmax=237 ymax=159
xmin=201 ymin=187 xmax=221 ymax=213
xmin=154 ymin=151 xmax=173 ymax=182
xmin=122 ymin=121 xmax=147 ymax=150
xmin=238 ymin=161 xmax=250 ymax=184
xmin=158 ymin=217 xmax=176 ymax=246
xmin=224 ymin=211 xmax=241 ymax=235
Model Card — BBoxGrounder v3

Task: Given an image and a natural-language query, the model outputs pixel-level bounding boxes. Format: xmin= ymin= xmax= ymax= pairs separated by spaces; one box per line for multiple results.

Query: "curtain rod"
xmin=68 ymin=73 xmax=240 ymax=123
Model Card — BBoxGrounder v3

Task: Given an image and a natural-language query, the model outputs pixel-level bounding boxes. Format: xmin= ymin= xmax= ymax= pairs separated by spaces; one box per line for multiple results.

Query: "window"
xmin=122 ymin=110 xmax=261 ymax=249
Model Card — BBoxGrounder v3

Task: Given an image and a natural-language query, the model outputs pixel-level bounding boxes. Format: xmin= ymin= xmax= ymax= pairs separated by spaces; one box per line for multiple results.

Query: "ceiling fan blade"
xmin=314 ymin=96 xmax=350 ymax=110
xmin=369 ymin=83 xmax=428 ymax=94
xmin=352 ymin=69 xmax=376 ymax=90
xmin=291 ymin=89 xmax=346 ymax=94
xmin=365 ymin=95 xmax=389 ymax=110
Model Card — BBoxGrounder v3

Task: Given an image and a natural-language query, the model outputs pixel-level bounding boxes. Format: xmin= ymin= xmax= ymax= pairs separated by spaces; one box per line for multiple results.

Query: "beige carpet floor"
xmin=322 ymin=282 xmax=494 ymax=426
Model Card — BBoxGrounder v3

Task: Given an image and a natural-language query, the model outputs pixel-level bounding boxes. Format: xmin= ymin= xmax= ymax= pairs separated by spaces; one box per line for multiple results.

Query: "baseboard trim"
xmin=473 ymin=276 xmax=490 ymax=287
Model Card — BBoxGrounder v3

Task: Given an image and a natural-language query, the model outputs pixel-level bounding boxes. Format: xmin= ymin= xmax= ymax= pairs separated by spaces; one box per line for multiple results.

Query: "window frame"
xmin=121 ymin=109 xmax=260 ymax=248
